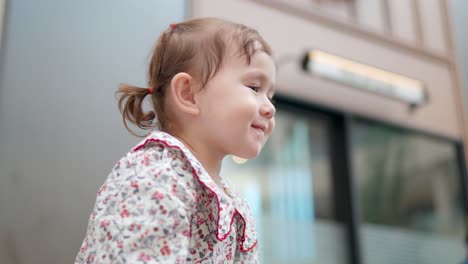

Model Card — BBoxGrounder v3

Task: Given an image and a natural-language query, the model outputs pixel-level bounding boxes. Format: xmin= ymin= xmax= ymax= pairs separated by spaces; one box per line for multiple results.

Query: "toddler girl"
xmin=75 ymin=17 xmax=276 ymax=264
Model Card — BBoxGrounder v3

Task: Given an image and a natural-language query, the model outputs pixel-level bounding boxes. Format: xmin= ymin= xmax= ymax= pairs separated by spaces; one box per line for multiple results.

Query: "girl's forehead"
xmin=226 ymin=48 xmax=272 ymax=67
xmin=224 ymin=55 xmax=274 ymax=80
xmin=240 ymin=53 xmax=276 ymax=84
xmin=251 ymin=56 xmax=275 ymax=75
xmin=220 ymin=41 xmax=275 ymax=78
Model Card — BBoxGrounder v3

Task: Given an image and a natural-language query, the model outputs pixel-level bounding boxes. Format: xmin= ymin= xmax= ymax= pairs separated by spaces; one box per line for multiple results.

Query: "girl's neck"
xmin=169 ymin=131 xmax=224 ymax=186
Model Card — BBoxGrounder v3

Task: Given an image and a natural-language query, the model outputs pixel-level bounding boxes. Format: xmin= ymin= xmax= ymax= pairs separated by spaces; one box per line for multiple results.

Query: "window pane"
xmin=351 ymin=120 xmax=465 ymax=264
xmin=223 ymin=110 xmax=349 ymax=264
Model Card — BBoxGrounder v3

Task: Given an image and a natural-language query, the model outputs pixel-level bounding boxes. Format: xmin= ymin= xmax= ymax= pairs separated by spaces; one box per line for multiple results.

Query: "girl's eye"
xmin=247 ymin=86 xmax=260 ymax=92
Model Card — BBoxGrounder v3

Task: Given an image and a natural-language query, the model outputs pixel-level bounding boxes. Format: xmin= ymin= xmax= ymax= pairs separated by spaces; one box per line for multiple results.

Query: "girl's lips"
xmin=251 ymin=125 xmax=266 ymax=138
xmin=252 ymin=126 xmax=264 ymax=133
xmin=251 ymin=123 xmax=266 ymax=132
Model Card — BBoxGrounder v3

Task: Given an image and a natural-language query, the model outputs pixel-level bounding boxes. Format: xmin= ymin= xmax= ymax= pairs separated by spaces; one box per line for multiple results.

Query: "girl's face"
xmin=195 ymin=45 xmax=276 ymax=159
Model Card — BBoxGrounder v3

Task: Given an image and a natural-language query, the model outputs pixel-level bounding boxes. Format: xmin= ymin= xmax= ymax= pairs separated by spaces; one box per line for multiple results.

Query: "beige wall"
xmin=276 ymin=0 xmax=450 ymax=55
xmin=190 ymin=0 xmax=464 ymax=141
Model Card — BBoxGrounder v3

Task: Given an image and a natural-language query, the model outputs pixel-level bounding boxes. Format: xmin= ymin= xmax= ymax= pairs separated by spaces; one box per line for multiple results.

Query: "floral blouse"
xmin=75 ymin=131 xmax=259 ymax=264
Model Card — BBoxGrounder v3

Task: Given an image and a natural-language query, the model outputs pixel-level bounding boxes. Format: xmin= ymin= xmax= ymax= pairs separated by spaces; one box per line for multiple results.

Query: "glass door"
xmin=350 ymin=119 xmax=465 ymax=264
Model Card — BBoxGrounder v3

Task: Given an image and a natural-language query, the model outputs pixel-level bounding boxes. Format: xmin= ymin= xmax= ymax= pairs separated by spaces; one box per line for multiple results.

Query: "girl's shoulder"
xmin=110 ymin=131 xmax=199 ymax=187
xmin=124 ymin=131 xmax=212 ymax=185
xmin=98 ymin=131 xmax=200 ymax=212
xmin=128 ymin=130 xmax=189 ymax=163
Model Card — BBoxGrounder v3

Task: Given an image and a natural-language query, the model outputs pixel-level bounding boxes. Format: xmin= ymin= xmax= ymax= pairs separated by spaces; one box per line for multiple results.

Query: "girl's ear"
xmin=170 ymin=72 xmax=200 ymax=116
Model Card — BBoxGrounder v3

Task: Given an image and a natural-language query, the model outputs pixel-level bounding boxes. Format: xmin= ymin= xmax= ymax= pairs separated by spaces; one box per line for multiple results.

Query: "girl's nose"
xmin=260 ymin=98 xmax=276 ymax=119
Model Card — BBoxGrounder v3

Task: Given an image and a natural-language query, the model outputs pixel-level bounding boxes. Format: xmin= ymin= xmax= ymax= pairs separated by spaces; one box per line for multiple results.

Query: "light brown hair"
xmin=116 ymin=17 xmax=273 ymax=137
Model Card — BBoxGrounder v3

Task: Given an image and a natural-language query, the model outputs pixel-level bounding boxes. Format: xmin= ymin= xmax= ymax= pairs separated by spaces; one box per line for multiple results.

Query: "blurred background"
xmin=1 ymin=0 xmax=468 ymax=263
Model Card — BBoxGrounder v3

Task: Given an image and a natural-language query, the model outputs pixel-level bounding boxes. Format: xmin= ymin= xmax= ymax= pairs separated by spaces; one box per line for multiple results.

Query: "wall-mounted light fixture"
xmin=301 ymin=50 xmax=429 ymax=108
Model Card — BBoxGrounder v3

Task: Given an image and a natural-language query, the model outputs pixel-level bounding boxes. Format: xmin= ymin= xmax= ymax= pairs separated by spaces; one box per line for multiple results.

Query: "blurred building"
xmin=191 ymin=0 xmax=467 ymax=264
xmin=0 ymin=0 xmax=467 ymax=264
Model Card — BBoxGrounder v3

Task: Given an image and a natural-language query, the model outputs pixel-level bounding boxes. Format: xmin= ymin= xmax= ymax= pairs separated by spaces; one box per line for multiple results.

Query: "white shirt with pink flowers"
xmin=75 ymin=131 xmax=259 ymax=264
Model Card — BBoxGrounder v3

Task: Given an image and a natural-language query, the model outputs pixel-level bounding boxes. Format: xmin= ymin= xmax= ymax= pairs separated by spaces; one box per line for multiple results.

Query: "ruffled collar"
xmin=131 ymin=131 xmax=257 ymax=252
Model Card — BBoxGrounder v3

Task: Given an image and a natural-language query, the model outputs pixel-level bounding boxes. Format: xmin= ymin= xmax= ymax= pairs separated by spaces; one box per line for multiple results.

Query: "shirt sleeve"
xmin=86 ymin=159 xmax=193 ymax=264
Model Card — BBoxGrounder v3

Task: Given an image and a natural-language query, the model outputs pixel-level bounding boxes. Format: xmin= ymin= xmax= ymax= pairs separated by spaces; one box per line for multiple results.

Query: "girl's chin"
xmin=234 ymin=145 xmax=263 ymax=160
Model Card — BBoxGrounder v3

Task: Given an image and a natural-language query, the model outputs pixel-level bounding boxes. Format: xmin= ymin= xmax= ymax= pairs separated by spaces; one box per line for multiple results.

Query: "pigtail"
xmin=116 ymin=84 xmax=156 ymax=137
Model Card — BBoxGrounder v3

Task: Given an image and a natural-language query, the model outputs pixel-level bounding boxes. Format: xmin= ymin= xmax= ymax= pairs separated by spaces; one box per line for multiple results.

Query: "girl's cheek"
xmin=270 ymin=118 xmax=275 ymax=131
